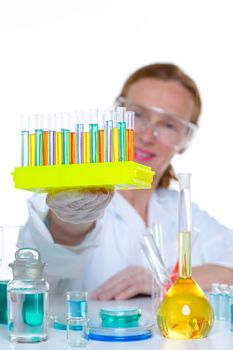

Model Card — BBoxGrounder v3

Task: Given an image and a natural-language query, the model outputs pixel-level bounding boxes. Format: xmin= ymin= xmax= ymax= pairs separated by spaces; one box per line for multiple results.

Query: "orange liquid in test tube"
xmin=70 ymin=132 xmax=76 ymax=164
xmin=98 ymin=129 xmax=105 ymax=162
xmin=29 ymin=134 xmax=35 ymax=166
xmin=43 ymin=131 xmax=49 ymax=165
xmin=126 ymin=129 xmax=129 ymax=161
xmin=127 ymin=129 xmax=134 ymax=161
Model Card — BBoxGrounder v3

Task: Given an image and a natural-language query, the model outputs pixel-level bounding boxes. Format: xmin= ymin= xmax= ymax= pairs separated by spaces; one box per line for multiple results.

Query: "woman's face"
xmin=125 ymin=78 xmax=195 ymax=177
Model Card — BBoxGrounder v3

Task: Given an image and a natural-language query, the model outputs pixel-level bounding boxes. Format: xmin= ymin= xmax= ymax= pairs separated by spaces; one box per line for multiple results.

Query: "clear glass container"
xmin=67 ymin=317 xmax=89 ymax=348
xmin=219 ymin=283 xmax=230 ymax=321
xmin=209 ymin=283 xmax=220 ymax=320
xmin=7 ymin=248 xmax=49 ymax=343
xmin=157 ymin=173 xmax=214 ymax=339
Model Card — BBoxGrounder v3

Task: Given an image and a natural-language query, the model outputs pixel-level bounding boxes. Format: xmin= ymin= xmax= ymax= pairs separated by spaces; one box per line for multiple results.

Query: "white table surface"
xmin=1 ymin=295 xmax=233 ymax=350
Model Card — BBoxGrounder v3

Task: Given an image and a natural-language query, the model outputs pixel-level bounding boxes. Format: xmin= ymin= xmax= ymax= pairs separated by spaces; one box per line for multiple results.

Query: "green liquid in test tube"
xmin=62 ymin=128 xmax=70 ymax=164
xmin=118 ymin=121 xmax=127 ymax=161
xmin=89 ymin=109 xmax=99 ymax=163
xmin=35 ymin=129 xmax=43 ymax=166
xmin=35 ymin=114 xmax=44 ymax=166
xmin=90 ymin=124 xmax=99 ymax=163
xmin=116 ymin=107 xmax=127 ymax=161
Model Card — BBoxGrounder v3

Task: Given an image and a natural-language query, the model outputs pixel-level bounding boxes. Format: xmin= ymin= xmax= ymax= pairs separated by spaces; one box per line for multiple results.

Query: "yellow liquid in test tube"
xmin=84 ymin=131 xmax=90 ymax=163
xmin=29 ymin=134 xmax=35 ymax=166
xmin=113 ymin=127 xmax=119 ymax=162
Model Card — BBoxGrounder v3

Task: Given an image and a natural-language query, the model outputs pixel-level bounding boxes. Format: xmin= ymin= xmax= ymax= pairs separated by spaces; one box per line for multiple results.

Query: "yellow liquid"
xmin=157 ymin=276 xmax=214 ymax=339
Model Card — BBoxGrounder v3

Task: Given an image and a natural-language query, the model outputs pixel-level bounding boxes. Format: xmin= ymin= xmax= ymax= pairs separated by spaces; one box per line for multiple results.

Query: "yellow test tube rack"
xmin=12 ymin=162 xmax=155 ymax=193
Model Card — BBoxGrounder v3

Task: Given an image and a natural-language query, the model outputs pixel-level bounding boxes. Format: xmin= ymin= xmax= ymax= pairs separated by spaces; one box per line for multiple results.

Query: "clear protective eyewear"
xmin=116 ymin=97 xmax=198 ymax=151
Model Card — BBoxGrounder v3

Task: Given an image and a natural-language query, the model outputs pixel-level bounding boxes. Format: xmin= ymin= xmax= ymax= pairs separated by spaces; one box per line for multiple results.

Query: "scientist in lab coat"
xmin=18 ymin=63 xmax=233 ymax=299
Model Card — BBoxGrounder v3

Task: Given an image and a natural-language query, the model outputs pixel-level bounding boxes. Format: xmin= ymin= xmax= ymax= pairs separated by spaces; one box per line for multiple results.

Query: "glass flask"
xmin=7 ymin=248 xmax=49 ymax=343
xmin=157 ymin=173 xmax=214 ymax=339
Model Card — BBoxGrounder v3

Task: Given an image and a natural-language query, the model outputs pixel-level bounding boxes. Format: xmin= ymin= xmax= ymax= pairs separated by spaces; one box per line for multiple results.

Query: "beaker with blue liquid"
xmin=7 ymin=248 xmax=49 ymax=343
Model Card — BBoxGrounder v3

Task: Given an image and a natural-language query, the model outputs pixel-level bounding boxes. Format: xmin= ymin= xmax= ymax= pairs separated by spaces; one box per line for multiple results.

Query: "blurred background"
xmin=0 ymin=0 xmax=232 ymax=230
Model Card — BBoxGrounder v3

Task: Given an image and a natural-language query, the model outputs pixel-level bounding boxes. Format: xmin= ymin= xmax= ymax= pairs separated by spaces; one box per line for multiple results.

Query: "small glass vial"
xmin=209 ymin=283 xmax=220 ymax=320
xmin=219 ymin=284 xmax=230 ymax=321
xmin=229 ymin=285 xmax=233 ymax=331
xmin=7 ymin=248 xmax=49 ymax=343
xmin=66 ymin=291 xmax=88 ymax=318
xmin=67 ymin=317 xmax=89 ymax=348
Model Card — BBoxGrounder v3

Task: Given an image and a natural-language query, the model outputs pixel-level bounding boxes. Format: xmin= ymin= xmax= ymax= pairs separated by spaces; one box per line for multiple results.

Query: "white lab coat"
xmin=17 ymin=189 xmax=233 ymax=294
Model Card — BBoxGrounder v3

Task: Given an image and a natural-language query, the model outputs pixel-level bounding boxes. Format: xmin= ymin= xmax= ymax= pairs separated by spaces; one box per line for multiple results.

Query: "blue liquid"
xmin=22 ymin=294 xmax=44 ymax=326
xmin=209 ymin=292 xmax=219 ymax=320
xmin=8 ymin=290 xmax=48 ymax=343
xmin=0 ymin=281 xmax=8 ymax=324
xmin=219 ymin=293 xmax=229 ymax=321
xmin=230 ymin=303 xmax=233 ymax=331
xmin=67 ymin=300 xmax=87 ymax=318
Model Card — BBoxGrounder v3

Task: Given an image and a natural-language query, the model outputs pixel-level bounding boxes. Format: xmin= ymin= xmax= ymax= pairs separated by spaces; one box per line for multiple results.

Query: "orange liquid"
xmin=70 ymin=132 xmax=76 ymax=164
xmin=43 ymin=131 xmax=48 ymax=165
xmin=98 ymin=129 xmax=105 ymax=162
xmin=127 ymin=129 xmax=134 ymax=161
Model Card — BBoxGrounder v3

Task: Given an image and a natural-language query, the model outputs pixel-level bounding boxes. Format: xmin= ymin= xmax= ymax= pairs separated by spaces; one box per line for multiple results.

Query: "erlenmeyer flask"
xmin=157 ymin=173 xmax=214 ymax=339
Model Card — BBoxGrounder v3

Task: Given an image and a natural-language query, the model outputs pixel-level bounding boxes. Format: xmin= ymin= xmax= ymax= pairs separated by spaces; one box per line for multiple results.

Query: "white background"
xmin=0 ymin=0 xmax=233 ymax=229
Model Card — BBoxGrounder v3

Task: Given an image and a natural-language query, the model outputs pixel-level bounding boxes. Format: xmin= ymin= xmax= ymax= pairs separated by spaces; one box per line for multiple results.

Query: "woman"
xmin=18 ymin=63 xmax=233 ymax=298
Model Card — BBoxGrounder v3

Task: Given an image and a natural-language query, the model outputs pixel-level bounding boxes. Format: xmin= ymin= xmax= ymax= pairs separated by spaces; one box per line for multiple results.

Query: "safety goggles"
xmin=116 ymin=97 xmax=198 ymax=151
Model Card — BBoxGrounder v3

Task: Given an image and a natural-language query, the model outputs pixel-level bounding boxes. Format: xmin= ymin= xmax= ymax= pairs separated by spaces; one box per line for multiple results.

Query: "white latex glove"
xmin=46 ymin=188 xmax=114 ymax=224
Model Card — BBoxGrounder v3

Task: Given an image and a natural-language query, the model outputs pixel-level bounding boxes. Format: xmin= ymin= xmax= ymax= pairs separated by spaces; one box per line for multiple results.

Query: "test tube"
xmin=21 ymin=115 xmax=30 ymax=167
xmin=43 ymin=115 xmax=49 ymax=166
xmin=62 ymin=113 xmax=70 ymax=165
xmin=35 ymin=114 xmax=43 ymax=166
xmin=104 ymin=110 xmax=113 ymax=162
xmin=56 ymin=113 xmax=63 ymax=165
xmin=89 ymin=109 xmax=99 ymax=163
xmin=75 ymin=111 xmax=84 ymax=164
xmin=219 ymin=284 xmax=230 ymax=321
xmin=117 ymin=107 xmax=127 ymax=162
xmin=29 ymin=116 xmax=35 ymax=166
xmin=209 ymin=283 xmax=220 ymax=320
xmin=84 ymin=112 xmax=90 ymax=163
xmin=112 ymin=111 xmax=119 ymax=162
xmin=48 ymin=114 xmax=56 ymax=165
xmin=98 ymin=111 xmax=105 ymax=163
xmin=125 ymin=111 xmax=135 ymax=161
xmin=69 ymin=113 xmax=76 ymax=164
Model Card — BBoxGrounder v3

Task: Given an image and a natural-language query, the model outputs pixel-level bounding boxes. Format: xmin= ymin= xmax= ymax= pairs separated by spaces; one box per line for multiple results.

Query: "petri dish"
xmin=99 ymin=306 xmax=142 ymax=328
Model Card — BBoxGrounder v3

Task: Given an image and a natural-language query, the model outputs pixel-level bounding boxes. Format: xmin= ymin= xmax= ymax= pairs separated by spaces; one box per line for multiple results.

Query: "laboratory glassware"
xmin=157 ymin=173 xmax=214 ymax=339
xmin=8 ymin=248 xmax=49 ymax=343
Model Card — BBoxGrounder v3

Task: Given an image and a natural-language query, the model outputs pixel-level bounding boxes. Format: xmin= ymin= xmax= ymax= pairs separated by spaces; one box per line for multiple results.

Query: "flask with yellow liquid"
xmin=157 ymin=173 xmax=214 ymax=339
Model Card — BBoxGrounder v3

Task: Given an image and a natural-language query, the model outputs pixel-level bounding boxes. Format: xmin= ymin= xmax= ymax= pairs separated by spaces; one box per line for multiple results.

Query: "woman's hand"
xmin=90 ymin=266 xmax=152 ymax=300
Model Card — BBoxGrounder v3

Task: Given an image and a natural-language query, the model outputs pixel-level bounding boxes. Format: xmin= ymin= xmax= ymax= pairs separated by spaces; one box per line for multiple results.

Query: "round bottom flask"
xmin=157 ymin=277 xmax=214 ymax=339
